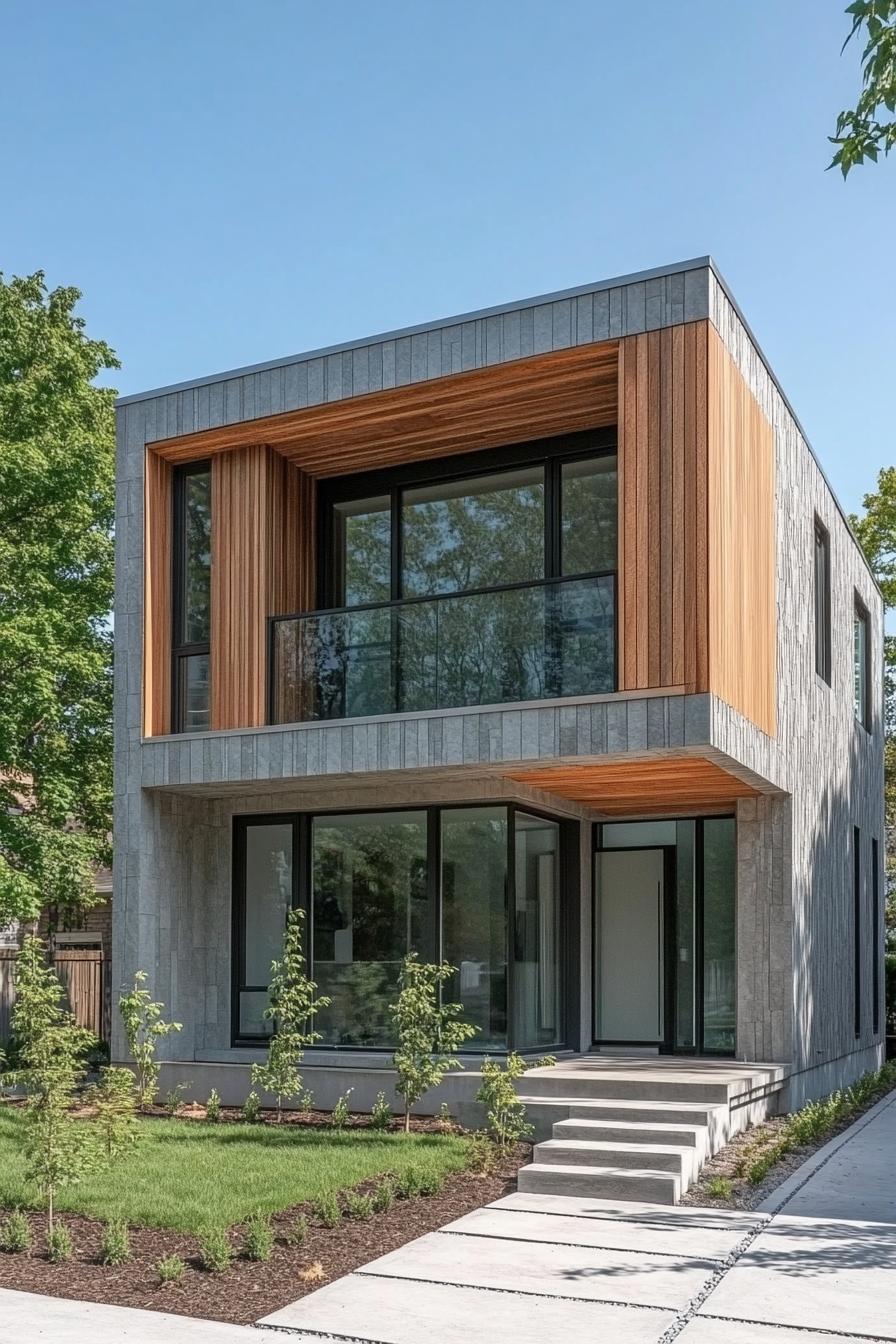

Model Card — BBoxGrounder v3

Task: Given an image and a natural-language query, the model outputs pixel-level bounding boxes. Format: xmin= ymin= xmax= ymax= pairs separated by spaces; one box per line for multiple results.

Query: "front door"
xmin=594 ymin=847 xmax=673 ymax=1048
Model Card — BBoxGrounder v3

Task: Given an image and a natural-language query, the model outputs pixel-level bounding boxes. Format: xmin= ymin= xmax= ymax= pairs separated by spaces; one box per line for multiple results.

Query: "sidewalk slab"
xmin=0 ymin=1287 xmax=261 ymax=1343
xmin=442 ymin=1204 xmax=749 ymax=1260
xmin=490 ymin=1191 xmax=766 ymax=1231
xmin=759 ymin=1090 xmax=896 ymax=1222
xmin=679 ymin=1319 xmax=885 ymax=1344
xmin=257 ymin=1272 xmax=675 ymax=1342
xmin=356 ymin=1228 xmax=718 ymax=1309
xmin=698 ymin=1213 xmax=896 ymax=1341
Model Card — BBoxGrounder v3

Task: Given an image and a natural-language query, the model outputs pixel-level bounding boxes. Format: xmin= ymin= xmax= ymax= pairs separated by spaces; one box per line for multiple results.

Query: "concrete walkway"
xmin=4 ymin=1089 xmax=895 ymax=1343
xmin=262 ymin=1087 xmax=896 ymax=1343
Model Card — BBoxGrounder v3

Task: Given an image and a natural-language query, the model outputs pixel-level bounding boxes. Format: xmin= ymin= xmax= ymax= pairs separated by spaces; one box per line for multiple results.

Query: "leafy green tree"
xmin=851 ymin=469 xmax=896 ymax=949
xmin=251 ymin=908 xmax=331 ymax=1120
xmin=4 ymin=936 xmax=96 ymax=1235
xmin=390 ymin=953 xmax=478 ymax=1133
xmin=830 ymin=1 xmax=896 ymax=175
xmin=85 ymin=1066 xmax=139 ymax=1160
xmin=0 ymin=272 xmax=116 ymax=925
xmin=118 ymin=972 xmax=182 ymax=1110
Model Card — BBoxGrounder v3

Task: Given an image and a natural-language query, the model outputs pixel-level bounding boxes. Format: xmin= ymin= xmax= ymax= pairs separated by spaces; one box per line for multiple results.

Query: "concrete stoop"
xmin=515 ymin=1057 xmax=784 ymax=1205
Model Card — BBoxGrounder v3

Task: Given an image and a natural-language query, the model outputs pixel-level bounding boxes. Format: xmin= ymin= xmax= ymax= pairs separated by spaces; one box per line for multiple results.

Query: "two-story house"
xmin=113 ymin=258 xmax=885 ymax=1151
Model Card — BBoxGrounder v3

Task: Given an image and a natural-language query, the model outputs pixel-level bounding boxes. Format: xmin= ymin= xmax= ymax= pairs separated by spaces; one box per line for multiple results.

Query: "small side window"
xmin=813 ymin=520 xmax=831 ymax=684
xmin=853 ymin=598 xmax=871 ymax=730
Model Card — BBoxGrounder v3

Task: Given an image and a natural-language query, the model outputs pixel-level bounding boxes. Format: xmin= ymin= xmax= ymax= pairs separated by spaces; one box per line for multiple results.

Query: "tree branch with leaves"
xmin=830 ymin=1 xmax=896 ymax=175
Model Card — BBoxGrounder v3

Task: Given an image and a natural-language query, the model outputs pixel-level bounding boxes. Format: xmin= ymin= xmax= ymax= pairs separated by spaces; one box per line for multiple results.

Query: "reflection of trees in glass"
xmin=339 ymin=502 xmax=391 ymax=606
xmin=561 ymin=461 xmax=617 ymax=576
xmin=441 ymin=808 xmax=508 ymax=1048
xmin=402 ymin=472 xmax=545 ymax=597
xmin=311 ymin=814 xmax=429 ymax=1047
xmin=182 ymin=470 xmax=211 ymax=643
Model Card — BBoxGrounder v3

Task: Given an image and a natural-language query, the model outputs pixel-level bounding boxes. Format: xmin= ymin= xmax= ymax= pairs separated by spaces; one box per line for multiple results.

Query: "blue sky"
xmin=3 ymin=0 xmax=894 ymax=515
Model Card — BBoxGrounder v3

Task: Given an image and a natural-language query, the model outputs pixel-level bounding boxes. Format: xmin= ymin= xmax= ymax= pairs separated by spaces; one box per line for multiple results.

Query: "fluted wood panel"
xmin=707 ymin=327 xmax=776 ymax=736
xmin=142 ymin=450 xmax=172 ymax=737
xmin=148 ymin=343 xmax=619 ymax=476
xmin=618 ymin=321 xmax=708 ymax=696
xmin=506 ymin=756 xmax=758 ymax=815
xmin=210 ymin=447 xmax=313 ymax=730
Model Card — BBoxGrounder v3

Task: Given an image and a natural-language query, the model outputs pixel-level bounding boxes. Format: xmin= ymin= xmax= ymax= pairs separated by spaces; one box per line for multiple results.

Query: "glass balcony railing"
xmin=269 ymin=573 xmax=615 ymax=724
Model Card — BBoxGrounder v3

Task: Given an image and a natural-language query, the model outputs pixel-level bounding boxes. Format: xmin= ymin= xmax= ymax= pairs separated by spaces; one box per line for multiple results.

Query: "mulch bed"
xmin=682 ymin=1084 xmax=896 ymax=1212
xmin=0 ymin=1115 xmax=525 ymax=1325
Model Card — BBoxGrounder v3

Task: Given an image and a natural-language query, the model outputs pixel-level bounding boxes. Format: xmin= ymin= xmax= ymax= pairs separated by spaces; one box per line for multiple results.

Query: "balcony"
xmin=269 ymin=572 xmax=615 ymax=724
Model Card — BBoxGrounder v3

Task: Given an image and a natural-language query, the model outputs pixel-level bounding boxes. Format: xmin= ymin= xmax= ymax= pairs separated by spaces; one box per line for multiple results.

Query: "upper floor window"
xmin=814 ymin=519 xmax=831 ymax=684
xmin=173 ymin=462 xmax=211 ymax=732
xmin=323 ymin=432 xmax=618 ymax=609
xmin=854 ymin=598 xmax=870 ymax=729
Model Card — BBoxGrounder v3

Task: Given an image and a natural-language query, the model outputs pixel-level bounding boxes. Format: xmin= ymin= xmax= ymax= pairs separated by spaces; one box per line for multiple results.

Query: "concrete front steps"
xmin=516 ymin=1056 xmax=785 ymax=1205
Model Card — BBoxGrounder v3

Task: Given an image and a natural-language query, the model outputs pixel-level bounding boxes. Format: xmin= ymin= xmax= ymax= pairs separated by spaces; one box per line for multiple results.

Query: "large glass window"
xmin=173 ymin=462 xmax=212 ymax=731
xmin=513 ymin=813 xmax=561 ymax=1050
xmin=561 ymin=456 xmax=617 ymax=576
xmin=402 ymin=467 xmax=545 ymax=597
xmin=441 ymin=807 xmax=508 ymax=1049
xmin=236 ymin=821 xmax=294 ymax=1037
xmin=332 ymin=495 xmax=391 ymax=607
xmin=311 ymin=812 xmax=430 ymax=1047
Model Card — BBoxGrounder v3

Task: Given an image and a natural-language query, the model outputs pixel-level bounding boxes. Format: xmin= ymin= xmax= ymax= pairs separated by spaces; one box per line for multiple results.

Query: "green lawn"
xmin=0 ymin=1108 xmax=470 ymax=1233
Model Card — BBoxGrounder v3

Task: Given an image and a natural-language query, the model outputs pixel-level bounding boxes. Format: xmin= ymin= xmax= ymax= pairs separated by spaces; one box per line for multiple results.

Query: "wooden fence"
xmin=0 ymin=947 xmax=111 ymax=1044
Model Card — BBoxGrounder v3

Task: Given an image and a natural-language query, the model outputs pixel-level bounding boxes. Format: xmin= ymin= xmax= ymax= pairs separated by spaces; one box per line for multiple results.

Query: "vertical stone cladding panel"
xmin=710 ymin=275 xmax=885 ymax=1086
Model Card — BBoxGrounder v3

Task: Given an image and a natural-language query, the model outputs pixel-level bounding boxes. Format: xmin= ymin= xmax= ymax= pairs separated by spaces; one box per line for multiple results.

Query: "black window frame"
xmin=230 ymin=801 xmax=580 ymax=1053
xmin=853 ymin=595 xmax=871 ymax=731
xmin=814 ymin=517 xmax=832 ymax=686
xmin=316 ymin=428 xmax=618 ymax=610
xmin=872 ymin=835 xmax=880 ymax=1037
xmin=172 ymin=459 xmax=212 ymax=734
xmin=853 ymin=824 xmax=862 ymax=1040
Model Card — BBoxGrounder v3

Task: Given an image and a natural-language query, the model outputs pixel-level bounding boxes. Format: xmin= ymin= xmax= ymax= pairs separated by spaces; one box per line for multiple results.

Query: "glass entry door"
xmin=594 ymin=847 xmax=672 ymax=1047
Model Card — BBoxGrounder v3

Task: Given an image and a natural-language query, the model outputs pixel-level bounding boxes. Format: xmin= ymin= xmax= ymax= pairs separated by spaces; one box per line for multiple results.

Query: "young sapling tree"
xmin=85 ymin=1066 xmax=139 ymax=1161
xmin=390 ymin=953 xmax=478 ymax=1133
xmin=118 ymin=971 xmax=181 ymax=1110
xmin=251 ymin=908 xmax=331 ymax=1121
xmin=476 ymin=1052 xmax=554 ymax=1150
xmin=6 ymin=936 xmax=97 ymax=1237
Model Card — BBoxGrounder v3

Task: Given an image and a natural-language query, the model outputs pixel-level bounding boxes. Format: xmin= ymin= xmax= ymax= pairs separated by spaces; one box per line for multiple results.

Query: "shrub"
xmin=205 ymin=1089 xmax=221 ymax=1123
xmin=164 ymin=1083 xmax=189 ymax=1116
xmin=289 ymin=1213 xmax=308 ymax=1245
xmin=250 ymin=909 xmax=331 ymax=1121
xmin=466 ymin=1130 xmax=500 ymax=1174
xmin=118 ymin=971 xmax=181 ymax=1111
xmin=299 ymin=1089 xmax=315 ymax=1114
xmin=310 ymin=1192 xmax=341 ymax=1228
xmin=437 ymin=1102 xmax=456 ymax=1134
xmin=372 ymin=1177 xmax=396 ymax=1213
xmin=477 ymin=1053 xmax=554 ymax=1150
xmin=156 ymin=1253 xmax=185 ymax=1284
xmin=370 ymin=1090 xmax=392 ymax=1130
xmin=198 ymin=1226 xmax=233 ymax=1273
xmin=243 ymin=1213 xmax=274 ymax=1262
xmin=395 ymin=1168 xmax=424 ymax=1199
xmin=343 ymin=1190 xmax=374 ymax=1220
xmin=46 ymin=1222 xmax=73 ymax=1263
xmin=329 ymin=1089 xmax=353 ymax=1129
xmin=390 ymin=954 xmax=479 ymax=1132
xmin=746 ymin=1137 xmax=791 ymax=1185
xmin=706 ymin=1176 xmax=733 ymax=1201
xmin=242 ymin=1091 xmax=261 ymax=1124
xmin=0 ymin=1209 xmax=31 ymax=1253
xmin=416 ymin=1170 xmax=443 ymax=1197
xmin=100 ymin=1218 xmax=131 ymax=1266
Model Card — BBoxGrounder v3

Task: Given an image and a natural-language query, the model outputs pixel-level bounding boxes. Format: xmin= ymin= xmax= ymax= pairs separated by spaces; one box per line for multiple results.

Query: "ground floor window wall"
xmin=232 ymin=804 xmax=572 ymax=1052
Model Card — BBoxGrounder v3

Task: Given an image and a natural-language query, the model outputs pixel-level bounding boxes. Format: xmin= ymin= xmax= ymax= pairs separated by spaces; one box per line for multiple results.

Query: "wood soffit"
xmin=148 ymin=342 xmax=620 ymax=477
xmin=504 ymin=756 xmax=759 ymax=815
